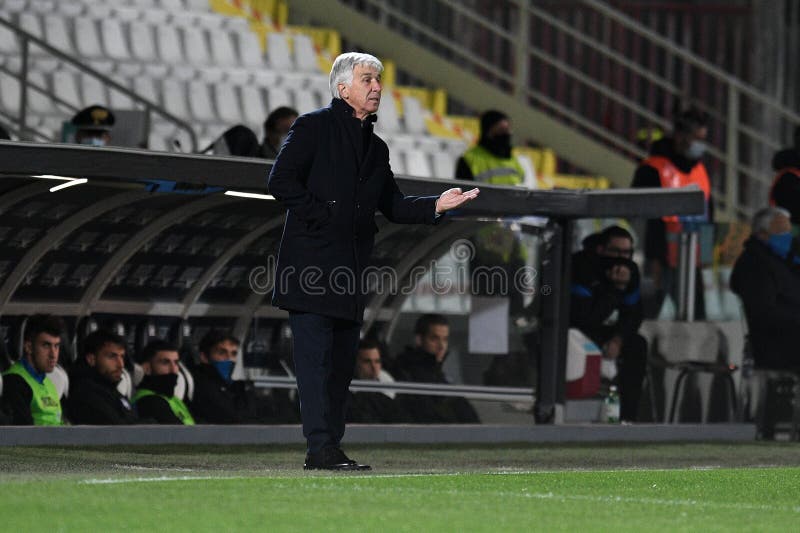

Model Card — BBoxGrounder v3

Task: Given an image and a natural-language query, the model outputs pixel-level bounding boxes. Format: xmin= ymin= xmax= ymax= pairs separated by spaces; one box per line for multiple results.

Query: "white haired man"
xmin=731 ymin=206 xmax=800 ymax=371
xmin=268 ymin=52 xmax=479 ymax=470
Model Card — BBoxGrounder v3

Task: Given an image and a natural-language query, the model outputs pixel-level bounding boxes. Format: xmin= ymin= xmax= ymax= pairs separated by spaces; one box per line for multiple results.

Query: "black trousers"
xmin=616 ymin=333 xmax=648 ymax=422
xmin=288 ymin=312 xmax=360 ymax=454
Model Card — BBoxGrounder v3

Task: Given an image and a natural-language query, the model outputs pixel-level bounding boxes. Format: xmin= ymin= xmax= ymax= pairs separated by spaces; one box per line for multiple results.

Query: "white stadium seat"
xmin=292 ymin=33 xmax=318 ymax=72
xmin=133 ymin=76 xmax=160 ymax=104
xmin=240 ymin=86 xmax=266 ymax=126
xmin=401 ymin=94 xmax=427 ymax=134
xmin=47 ymin=364 xmax=69 ymax=399
xmin=374 ymin=91 xmax=400 ymax=134
xmin=405 ymin=150 xmax=433 ymax=178
xmin=266 ymin=32 xmax=292 ymax=70
xmin=185 ymin=0 xmax=211 ymax=12
xmin=162 ymin=79 xmax=189 ymax=118
xmin=159 ymin=0 xmax=186 ymax=12
xmin=209 ymin=30 xmax=236 ymax=66
xmin=155 ymin=24 xmax=183 ymax=64
xmin=0 ymin=16 xmax=20 ymax=55
xmin=129 ymin=21 xmax=157 ymax=62
xmin=18 ymin=12 xmax=44 ymax=39
xmin=266 ymin=86 xmax=293 ymax=112
xmin=102 ymin=18 xmax=131 ymax=61
xmin=2 ymin=0 xmax=26 ymax=13
xmin=26 ymin=71 xmax=55 ymax=115
xmin=43 ymin=14 xmax=75 ymax=55
xmin=0 ymin=73 xmax=21 ymax=115
xmin=109 ymin=81 xmax=135 ymax=109
xmin=182 ymin=26 xmax=211 ymax=65
xmin=74 ymin=18 xmax=104 ymax=58
xmin=52 ymin=70 xmax=82 ymax=111
xmin=80 ymin=73 xmax=109 ymax=107
xmin=187 ymin=80 xmax=216 ymax=122
xmin=293 ymin=88 xmax=317 ymax=114
xmin=432 ymin=151 xmax=456 ymax=179
xmin=214 ymin=83 xmax=242 ymax=124
xmin=236 ymin=30 xmax=263 ymax=67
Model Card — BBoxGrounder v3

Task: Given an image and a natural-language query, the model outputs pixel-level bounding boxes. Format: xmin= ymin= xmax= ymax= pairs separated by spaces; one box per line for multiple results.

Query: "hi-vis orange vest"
xmin=643 ymin=156 xmax=711 ymax=268
xmin=768 ymin=167 xmax=800 ymax=207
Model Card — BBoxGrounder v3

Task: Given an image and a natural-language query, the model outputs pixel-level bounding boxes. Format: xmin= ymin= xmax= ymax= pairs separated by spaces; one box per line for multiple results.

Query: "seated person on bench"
xmin=570 ymin=226 xmax=647 ymax=422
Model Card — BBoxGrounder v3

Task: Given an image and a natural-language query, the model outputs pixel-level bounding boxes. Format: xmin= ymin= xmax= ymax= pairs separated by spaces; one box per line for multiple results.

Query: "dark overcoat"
xmin=268 ymin=98 xmax=439 ymax=322
xmin=730 ymin=236 xmax=800 ymax=370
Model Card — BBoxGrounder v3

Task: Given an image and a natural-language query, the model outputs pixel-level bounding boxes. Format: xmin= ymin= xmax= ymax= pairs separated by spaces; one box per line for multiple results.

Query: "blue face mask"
xmin=211 ymin=360 xmax=234 ymax=383
xmin=685 ymin=140 xmax=706 ymax=160
xmin=767 ymin=232 xmax=793 ymax=259
xmin=80 ymin=137 xmax=106 ymax=147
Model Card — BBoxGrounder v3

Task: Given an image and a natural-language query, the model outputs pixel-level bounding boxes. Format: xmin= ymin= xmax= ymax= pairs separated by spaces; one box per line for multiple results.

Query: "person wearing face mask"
xmin=631 ymin=107 xmax=712 ymax=318
xmin=260 ymin=106 xmax=298 ymax=160
xmin=570 ymin=226 xmax=647 ymax=422
xmin=70 ymin=105 xmax=114 ymax=147
xmin=189 ymin=330 xmax=263 ymax=424
xmin=731 ymin=207 xmax=800 ymax=371
xmin=455 ymin=110 xmax=525 ymax=185
xmin=133 ymin=340 xmax=195 ymax=425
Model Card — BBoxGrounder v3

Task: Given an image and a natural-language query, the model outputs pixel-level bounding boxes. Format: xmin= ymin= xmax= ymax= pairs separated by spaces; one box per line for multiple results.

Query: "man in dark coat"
xmin=570 ymin=226 xmax=647 ymax=422
xmin=67 ymin=330 xmax=138 ymax=425
xmin=268 ymin=52 xmax=478 ymax=470
xmin=393 ymin=314 xmax=480 ymax=424
xmin=731 ymin=207 xmax=800 ymax=370
xmin=347 ymin=339 xmax=411 ymax=424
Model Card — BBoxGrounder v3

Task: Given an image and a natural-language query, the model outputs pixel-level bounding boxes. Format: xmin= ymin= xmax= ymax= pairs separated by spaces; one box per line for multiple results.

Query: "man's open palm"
xmin=435 ymin=187 xmax=480 ymax=214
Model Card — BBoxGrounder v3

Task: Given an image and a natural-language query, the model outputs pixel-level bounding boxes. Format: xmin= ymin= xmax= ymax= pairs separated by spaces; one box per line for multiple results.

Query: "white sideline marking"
xmin=112 ymin=464 xmax=196 ymax=472
xmin=81 ymin=476 xmax=245 ymax=485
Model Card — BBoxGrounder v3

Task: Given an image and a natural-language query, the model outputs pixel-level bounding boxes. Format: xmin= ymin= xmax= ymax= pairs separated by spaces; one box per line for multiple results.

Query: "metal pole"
xmin=686 ymin=231 xmax=698 ymax=322
xmin=535 ymin=218 xmax=571 ymax=424
xmin=18 ymin=38 xmax=29 ymax=139
xmin=725 ymin=84 xmax=740 ymax=220
xmin=515 ymin=0 xmax=530 ymax=102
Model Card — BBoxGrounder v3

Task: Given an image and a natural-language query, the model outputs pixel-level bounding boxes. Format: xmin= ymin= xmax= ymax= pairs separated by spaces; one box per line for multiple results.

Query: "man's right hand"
xmin=607 ymin=264 xmax=631 ymax=290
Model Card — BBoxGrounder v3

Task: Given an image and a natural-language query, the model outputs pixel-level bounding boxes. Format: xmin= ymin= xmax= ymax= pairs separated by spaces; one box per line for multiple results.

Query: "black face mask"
xmin=480 ymin=133 xmax=512 ymax=158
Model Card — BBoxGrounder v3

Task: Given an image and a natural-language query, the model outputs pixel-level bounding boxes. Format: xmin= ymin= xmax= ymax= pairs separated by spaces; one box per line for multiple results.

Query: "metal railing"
xmin=0 ymin=16 xmax=198 ymax=151
xmin=338 ymin=0 xmax=799 ymax=221
xmin=253 ymin=375 xmax=535 ymax=403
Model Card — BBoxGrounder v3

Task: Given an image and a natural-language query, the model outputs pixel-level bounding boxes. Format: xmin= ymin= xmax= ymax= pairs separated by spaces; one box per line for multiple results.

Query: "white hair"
xmin=752 ymin=206 xmax=790 ymax=234
xmin=329 ymin=52 xmax=384 ymax=99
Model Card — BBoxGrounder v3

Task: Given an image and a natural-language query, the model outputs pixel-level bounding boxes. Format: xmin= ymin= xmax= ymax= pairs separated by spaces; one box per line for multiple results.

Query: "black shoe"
xmin=304 ymin=448 xmax=371 ymax=471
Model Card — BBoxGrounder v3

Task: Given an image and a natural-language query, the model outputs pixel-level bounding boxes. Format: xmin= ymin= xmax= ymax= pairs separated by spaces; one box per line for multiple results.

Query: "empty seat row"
xmin=1 ymin=12 xmax=283 ymax=70
xmin=3 ymin=0 xmax=213 ymax=16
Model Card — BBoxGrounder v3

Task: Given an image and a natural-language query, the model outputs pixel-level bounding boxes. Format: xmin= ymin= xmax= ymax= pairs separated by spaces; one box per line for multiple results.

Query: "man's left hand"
xmin=435 ymin=188 xmax=480 ymax=214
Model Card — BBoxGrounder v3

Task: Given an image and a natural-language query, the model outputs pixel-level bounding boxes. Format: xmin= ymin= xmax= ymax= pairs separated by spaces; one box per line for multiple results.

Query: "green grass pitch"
xmin=1 ymin=442 xmax=798 ymax=531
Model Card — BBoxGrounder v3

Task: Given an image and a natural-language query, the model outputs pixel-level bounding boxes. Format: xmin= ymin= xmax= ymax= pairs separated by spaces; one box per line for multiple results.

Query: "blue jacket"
xmin=268 ymin=98 xmax=439 ymax=322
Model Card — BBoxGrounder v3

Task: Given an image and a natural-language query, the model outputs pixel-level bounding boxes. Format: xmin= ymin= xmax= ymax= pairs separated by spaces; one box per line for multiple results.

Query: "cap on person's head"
xmin=479 ymin=110 xmax=508 ymax=139
xmin=71 ymin=105 xmax=115 ymax=132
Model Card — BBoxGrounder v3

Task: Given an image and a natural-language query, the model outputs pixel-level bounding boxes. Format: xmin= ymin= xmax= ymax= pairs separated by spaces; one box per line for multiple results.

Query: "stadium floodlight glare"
xmin=224 ymin=190 xmax=276 ymax=200
xmin=31 ymin=174 xmax=88 ymax=192
xmin=49 ymin=178 xmax=88 ymax=192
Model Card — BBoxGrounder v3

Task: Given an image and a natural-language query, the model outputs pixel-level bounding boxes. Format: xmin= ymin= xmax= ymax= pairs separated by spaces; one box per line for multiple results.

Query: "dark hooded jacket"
xmin=392 ymin=346 xmax=480 ymax=424
xmin=66 ymin=361 xmax=139 ymax=425
xmin=570 ymin=249 xmax=643 ymax=345
xmin=730 ymin=236 xmax=800 ymax=370
xmin=268 ymin=98 xmax=440 ymax=323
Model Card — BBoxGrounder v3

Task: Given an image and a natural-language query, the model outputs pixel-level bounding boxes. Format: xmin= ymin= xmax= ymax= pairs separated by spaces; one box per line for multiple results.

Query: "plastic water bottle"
xmin=604 ymin=385 xmax=621 ymax=423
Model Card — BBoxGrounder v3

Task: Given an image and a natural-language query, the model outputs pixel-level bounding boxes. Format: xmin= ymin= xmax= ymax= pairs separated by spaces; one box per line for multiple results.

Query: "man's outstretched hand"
xmin=435 ymin=187 xmax=480 ymax=214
